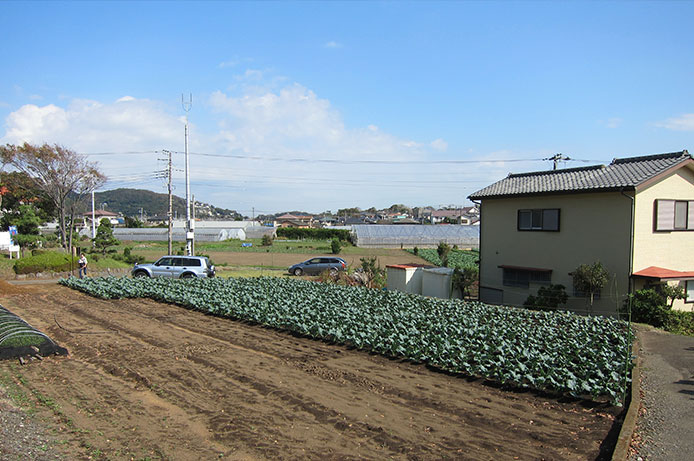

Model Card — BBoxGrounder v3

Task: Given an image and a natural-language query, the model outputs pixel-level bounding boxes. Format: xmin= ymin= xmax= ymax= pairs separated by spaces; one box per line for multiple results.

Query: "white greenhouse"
xmin=351 ymin=225 xmax=479 ymax=249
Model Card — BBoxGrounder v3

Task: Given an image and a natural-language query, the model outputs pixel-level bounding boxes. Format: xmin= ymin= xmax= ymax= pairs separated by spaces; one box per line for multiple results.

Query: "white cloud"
xmin=605 ymin=117 xmax=622 ymax=129
xmin=324 ymin=41 xmax=342 ymax=49
xmin=219 ymin=60 xmax=238 ymax=68
xmin=1 ymin=97 xmax=183 ymax=184
xmin=430 ymin=138 xmax=448 ymax=151
xmin=29 ymin=94 xmax=43 ymax=101
xmin=655 ymin=113 xmax=694 ymax=131
xmin=1 ymin=78 xmax=473 ymax=212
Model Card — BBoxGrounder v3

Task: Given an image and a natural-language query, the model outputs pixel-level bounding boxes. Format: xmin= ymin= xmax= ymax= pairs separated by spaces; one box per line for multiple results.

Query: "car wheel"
xmin=329 ymin=267 xmax=338 ymax=276
xmin=181 ymin=273 xmax=195 ymax=279
xmin=133 ymin=271 xmax=149 ymax=278
xmin=293 ymin=268 xmax=303 ymax=276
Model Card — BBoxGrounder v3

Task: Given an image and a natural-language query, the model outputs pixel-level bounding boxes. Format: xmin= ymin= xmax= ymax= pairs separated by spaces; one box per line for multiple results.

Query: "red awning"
xmin=632 ymin=266 xmax=694 ymax=280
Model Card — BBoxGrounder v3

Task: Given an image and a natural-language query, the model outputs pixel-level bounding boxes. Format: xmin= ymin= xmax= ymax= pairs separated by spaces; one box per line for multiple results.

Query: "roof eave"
xmin=468 ymin=185 xmax=636 ymax=201
xmin=634 ymin=157 xmax=694 ymax=192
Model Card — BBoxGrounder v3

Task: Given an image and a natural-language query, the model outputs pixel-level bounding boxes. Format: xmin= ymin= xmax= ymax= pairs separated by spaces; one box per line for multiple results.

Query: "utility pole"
xmin=544 ymin=153 xmax=572 ymax=170
xmin=162 ymin=149 xmax=173 ymax=255
xmin=91 ymin=190 xmax=96 ymax=240
xmin=182 ymin=93 xmax=194 ymax=256
xmin=191 ymin=194 xmax=196 ymax=255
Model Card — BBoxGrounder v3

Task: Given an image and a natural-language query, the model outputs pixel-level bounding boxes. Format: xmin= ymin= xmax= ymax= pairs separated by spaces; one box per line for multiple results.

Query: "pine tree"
xmin=93 ymin=218 xmax=119 ymax=255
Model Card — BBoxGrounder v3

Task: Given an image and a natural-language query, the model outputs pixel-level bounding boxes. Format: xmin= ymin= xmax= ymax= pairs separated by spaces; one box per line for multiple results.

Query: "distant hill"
xmin=93 ymin=188 xmax=242 ymax=220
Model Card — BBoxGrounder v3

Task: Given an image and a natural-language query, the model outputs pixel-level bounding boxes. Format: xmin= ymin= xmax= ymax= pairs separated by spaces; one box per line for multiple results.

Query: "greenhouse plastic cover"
xmin=352 ymin=225 xmax=479 ymax=247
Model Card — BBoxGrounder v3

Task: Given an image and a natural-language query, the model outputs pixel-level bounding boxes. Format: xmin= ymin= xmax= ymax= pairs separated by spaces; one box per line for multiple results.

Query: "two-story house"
xmin=468 ymin=151 xmax=694 ymax=315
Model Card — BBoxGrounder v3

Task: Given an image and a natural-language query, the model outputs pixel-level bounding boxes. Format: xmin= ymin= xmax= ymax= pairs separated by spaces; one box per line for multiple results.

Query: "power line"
xmin=80 ymin=149 xmax=612 ymax=166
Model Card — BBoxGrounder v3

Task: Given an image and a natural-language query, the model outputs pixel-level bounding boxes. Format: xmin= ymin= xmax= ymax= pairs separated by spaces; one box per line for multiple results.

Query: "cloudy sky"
xmin=1 ymin=1 xmax=693 ymax=215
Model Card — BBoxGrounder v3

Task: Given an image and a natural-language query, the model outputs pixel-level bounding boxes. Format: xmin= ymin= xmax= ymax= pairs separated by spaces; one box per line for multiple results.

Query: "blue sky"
xmin=1 ymin=1 xmax=693 ymax=215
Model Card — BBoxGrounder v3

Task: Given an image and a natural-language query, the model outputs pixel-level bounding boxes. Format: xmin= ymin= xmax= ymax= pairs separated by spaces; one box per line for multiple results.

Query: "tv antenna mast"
xmin=543 ymin=153 xmax=572 ymax=170
xmin=182 ymin=93 xmax=194 ymax=256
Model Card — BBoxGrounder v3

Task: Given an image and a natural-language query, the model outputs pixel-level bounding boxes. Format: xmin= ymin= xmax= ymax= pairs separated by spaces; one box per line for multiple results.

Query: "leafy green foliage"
xmin=573 ymin=262 xmax=610 ymax=312
xmin=330 ymin=238 xmax=342 ymax=254
xmin=60 ymin=276 xmax=633 ymax=404
xmin=408 ymin=248 xmax=479 ymax=270
xmin=621 ymin=288 xmax=694 ymax=337
xmin=661 ymin=284 xmax=686 ymax=307
xmin=436 ymin=242 xmax=451 ymax=267
xmin=93 ymin=218 xmax=119 ymax=255
xmin=277 ymin=227 xmax=351 ymax=241
xmin=124 ymin=216 xmax=145 ymax=228
xmin=664 ymin=310 xmax=694 ymax=336
xmin=452 ymin=267 xmax=478 ymax=299
xmin=623 ymin=289 xmax=669 ymax=327
xmin=14 ymin=251 xmax=75 ymax=274
xmin=524 ymin=284 xmax=569 ymax=311
xmin=358 ymin=257 xmax=386 ymax=289
xmin=261 ymin=234 xmax=273 ymax=246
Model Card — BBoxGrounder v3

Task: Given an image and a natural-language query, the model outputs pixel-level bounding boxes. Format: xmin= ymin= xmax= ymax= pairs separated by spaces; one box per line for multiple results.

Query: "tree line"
xmin=0 ymin=143 xmax=105 ymax=254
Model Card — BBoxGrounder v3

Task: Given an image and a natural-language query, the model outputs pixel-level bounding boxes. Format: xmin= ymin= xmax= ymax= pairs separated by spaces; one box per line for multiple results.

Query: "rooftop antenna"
xmin=182 ymin=93 xmax=194 ymax=256
xmin=543 ymin=153 xmax=572 ymax=170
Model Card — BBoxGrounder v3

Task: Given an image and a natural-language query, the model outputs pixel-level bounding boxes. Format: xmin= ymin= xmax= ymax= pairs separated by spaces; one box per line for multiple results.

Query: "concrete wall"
xmin=478 ymin=192 xmax=633 ymax=316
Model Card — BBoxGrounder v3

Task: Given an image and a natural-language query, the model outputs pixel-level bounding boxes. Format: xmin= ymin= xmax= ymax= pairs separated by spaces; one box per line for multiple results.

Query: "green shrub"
xmin=437 ymin=242 xmax=451 ymax=267
xmin=524 ymin=284 xmax=568 ymax=311
xmin=330 ymin=238 xmax=342 ymax=254
xmin=13 ymin=251 xmax=75 ymax=274
xmin=664 ymin=310 xmax=694 ymax=336
xmin=623 ymin=289 xmax=669 ymax=327
xmin=452 ymin=266 xmax=479 ymax=299
xmin=261 ymin=234 xmax=273 ymax=246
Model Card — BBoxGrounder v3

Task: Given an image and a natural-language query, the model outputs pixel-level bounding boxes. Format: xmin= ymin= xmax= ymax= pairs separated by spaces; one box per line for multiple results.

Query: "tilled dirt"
xmin=0 ymin=282 xmax=622 ymax=460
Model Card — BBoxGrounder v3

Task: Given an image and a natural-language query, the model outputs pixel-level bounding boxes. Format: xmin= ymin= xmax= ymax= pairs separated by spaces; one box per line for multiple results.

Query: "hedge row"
xmin=13 ymin=251 xmax=76 ymax=274
xmin=276 ymin=227 xmax=351 ymax=241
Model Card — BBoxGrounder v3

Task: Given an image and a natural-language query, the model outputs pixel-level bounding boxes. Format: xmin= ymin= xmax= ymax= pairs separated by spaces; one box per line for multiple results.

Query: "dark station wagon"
xmin=288 ymin=257 xmax=347 ymax=276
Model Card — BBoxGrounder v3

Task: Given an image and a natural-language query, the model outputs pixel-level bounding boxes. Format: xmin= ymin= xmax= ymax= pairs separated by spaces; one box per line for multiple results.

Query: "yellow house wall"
xmin=479 ymin=192 xmax=632 ymax=315
xmin=633 ymin=167 xmax=694 ymax=311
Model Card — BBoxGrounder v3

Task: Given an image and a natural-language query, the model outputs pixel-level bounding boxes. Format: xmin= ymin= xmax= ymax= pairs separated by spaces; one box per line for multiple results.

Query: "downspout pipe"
xmin=470 ymin=199 xmax=482 ymax=301
xmin=620 ymin=188 xmax=635 ymax=298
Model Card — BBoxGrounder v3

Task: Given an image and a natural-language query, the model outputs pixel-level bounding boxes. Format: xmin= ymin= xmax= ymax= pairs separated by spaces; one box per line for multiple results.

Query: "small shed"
xmin=421 ymin=267 xmax=460 ymax=299
xmin=386 ymin=264 xmax=433 ymax=294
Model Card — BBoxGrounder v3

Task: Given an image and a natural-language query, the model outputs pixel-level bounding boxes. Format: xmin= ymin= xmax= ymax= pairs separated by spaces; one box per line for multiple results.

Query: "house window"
xmin=655 ymin=199 xmax=694 ymax=231
xmin=518 ymin=209 xmax=560 ymax=231
xmin=686 ymin=281 xmax=694 ymax=304
xmin=502 ymin=267 xmax=551 ymax=288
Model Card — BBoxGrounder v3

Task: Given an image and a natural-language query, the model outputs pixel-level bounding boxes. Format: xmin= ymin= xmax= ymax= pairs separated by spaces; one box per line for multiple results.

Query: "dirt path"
xmin=1 ymin=282 xmax=621 ymax=460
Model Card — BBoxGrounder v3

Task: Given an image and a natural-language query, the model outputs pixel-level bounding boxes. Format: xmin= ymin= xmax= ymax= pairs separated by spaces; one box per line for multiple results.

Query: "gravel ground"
xmin=628 ymin=327 xmax=694 ymax=460
xmin=0 ymin=386 xmax=64 ymax=461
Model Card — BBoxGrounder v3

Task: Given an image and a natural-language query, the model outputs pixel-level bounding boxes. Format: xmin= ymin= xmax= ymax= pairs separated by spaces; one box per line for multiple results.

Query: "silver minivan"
xmin=132 ymin=256 xmax=215 ymax=279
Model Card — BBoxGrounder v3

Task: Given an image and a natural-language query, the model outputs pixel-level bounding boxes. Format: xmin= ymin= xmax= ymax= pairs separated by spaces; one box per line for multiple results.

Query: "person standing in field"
xmin=78 ymin=254 xmax=88 ymax=278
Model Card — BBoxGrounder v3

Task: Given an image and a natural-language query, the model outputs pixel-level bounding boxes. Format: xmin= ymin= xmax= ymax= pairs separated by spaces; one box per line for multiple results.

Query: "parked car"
xmin=132 ymin=255 xmax=215 ymax=279
xmin=288 ymin=257 xmax=347 ymax=276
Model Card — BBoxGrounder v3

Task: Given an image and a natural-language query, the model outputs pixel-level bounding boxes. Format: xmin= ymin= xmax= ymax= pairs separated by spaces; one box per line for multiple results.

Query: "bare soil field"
xmin=0 ymin=282 xmax=622 ymax=460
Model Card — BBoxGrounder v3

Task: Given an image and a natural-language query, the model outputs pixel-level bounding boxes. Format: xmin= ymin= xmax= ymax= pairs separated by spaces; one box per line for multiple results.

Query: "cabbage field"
xmin=409 ymin=248 xmax=479 ymax=269
xmin=60 ymin=276 xmax=632 ymax=404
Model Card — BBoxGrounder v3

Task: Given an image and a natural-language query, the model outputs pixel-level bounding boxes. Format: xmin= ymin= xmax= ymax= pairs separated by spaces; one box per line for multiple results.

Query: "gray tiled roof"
xmin=469 ymin=151 xmax=692 ymax=199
